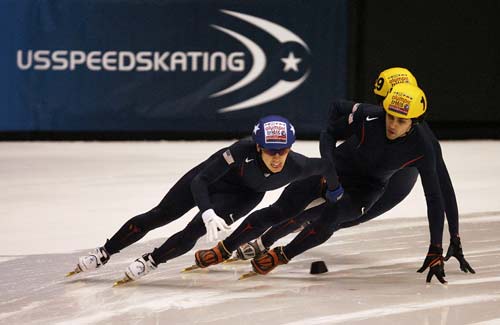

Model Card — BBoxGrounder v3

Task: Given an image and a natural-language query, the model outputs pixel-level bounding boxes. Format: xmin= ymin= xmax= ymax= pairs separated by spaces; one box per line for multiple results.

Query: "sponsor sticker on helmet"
xmin=263 ymin=121 xmax=287 ymax=144
xmin=388 ymin=73 xmax=411 ymax=86
xmin=388 ymin=91 xmax=413 ymax=116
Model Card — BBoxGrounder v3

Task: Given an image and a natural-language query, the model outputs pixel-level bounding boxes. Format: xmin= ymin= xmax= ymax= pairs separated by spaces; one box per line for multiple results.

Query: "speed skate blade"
xmin=238 ymin=271 xmax=258 ymax=280
xmin=181 ymin=265 xmax=201 ymax=273
xmin=113 ymin=276 xmax=133 ymax=287
xmin=223 ymin=257 xmax=241 ymax=264
xmin=65 ymin=266 xmax=82 ymax=277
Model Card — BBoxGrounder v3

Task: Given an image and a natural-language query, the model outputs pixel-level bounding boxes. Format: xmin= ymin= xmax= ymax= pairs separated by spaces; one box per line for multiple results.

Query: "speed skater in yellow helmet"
xmin=383 ymin=83 xmax=427 ymax=140
xmin=374 ymin=67 xmax=418 ymax=104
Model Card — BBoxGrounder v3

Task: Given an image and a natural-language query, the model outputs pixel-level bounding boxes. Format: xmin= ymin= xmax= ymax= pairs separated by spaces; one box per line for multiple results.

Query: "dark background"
xmin=2 ymin=0 xmax=499 ymax=140
xmin=349 ymin=0 xmax=499 ymax=139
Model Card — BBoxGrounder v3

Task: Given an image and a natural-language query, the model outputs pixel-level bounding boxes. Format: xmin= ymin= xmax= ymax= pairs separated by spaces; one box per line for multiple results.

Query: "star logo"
xmin=253 ymin=123 xmax=260 ymax=135
xmin=281 ymin=52 xmax=302 ymax=72
xmin=290 ymin=124 xmax=295 ymax=135
xmin=212 ymin=11 xmax=311 ymax=113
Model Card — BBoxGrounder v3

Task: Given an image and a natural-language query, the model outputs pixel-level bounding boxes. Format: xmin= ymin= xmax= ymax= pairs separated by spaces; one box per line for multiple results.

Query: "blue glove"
xmin=325 ymin=184 xmax=344 ymax=203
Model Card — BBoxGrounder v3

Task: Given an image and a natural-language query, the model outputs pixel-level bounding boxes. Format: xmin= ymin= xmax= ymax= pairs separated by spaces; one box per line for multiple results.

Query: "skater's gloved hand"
xmin=325 ymin=184 xmax=344 ymax=203
xmin=417 ymin=244 xmax=447 ymax=284
xmin=445 ymin=236 xmax=476 ymax=274
xmin=202 ymin=209 xmax=231 ymax=242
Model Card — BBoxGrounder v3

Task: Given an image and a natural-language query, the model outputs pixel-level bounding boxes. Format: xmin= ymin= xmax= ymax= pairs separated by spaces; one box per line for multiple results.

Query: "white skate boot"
xmin=236 ymin=237 xmax=268 ymax=260
xmin=114 ymin=253 xmax=157 ymax=286
xmin=66 ymin=247 xmax=110 ymax=277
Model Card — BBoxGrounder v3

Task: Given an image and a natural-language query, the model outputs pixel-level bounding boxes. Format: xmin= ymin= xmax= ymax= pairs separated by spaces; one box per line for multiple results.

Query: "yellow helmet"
xmin=374 ymin=67 xmax=418 ymax=97
xmin=383 ymin=83 xmax=427 ymax=119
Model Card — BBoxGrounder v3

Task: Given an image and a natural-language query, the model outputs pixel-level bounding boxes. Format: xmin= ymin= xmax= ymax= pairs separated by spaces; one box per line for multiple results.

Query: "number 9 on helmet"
xmin=374 ymin=67 xmax=418 ymax=98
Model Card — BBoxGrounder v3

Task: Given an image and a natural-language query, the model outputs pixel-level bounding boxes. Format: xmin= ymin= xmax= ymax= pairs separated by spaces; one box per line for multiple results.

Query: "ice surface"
xmin=0 ymin=140 xmax=499 ymax=324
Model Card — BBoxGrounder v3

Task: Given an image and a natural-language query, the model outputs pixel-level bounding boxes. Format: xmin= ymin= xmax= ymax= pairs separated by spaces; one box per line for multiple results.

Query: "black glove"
xmin=417 ymin=245 xmax=447 ymax=284
xmin=444 ymin=236 xmax=476 ymax=274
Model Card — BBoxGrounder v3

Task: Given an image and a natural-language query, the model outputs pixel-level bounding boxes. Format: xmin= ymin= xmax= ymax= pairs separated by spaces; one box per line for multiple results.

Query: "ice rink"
xmin=1 ymin=140 xmax=499 ymax=324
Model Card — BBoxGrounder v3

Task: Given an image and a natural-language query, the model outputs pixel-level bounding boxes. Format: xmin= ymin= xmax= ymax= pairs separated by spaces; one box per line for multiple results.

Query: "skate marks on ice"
xmin=0 ymin=211 xmax=499 ymax=324
xmin=282 ymin=294 xmax=500 ymax=325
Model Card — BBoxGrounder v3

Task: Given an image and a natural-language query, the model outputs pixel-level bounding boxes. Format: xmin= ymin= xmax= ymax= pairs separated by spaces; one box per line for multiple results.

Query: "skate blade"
xmin=223 ymin=257 xmax=241 ymax=264
xmin=238 ymin=271 xmax=258 ymax=280
xmin=113 ymin=276 xmax=133 ymax=287
xmin=65 ymin=266 xmax=82 ymax=277
xmin=181 ymin=265 xmax=201 ymax=273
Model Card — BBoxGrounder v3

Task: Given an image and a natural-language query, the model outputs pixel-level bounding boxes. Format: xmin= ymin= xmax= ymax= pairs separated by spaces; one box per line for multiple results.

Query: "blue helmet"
xmin=252 ymin=115 xmax=296 ymax=149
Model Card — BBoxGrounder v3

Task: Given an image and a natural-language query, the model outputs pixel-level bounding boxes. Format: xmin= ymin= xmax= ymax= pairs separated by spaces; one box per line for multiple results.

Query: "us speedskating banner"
xmin=1 ymin=0 xmax=348 ymax=135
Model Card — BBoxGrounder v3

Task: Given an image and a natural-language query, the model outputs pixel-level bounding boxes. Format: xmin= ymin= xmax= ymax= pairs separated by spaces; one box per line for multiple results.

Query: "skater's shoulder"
xmin=228 ymin=137 xmax=258 ymax=155
xmin=285 ymin=150 xmax=316 ymax=169
xmin=212 ymin=137 xmax=258 ymax=165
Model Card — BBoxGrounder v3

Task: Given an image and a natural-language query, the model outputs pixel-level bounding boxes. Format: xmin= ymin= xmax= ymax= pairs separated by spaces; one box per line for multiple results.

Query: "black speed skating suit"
xmin=224 ymin=101 xmax=457 ymax=256
xmin=103 ymin=138 xmax=334 ymax=264
xmin=283 ymin=102 xmax=450 ymax=259
xmin=256 ymin=100 xmax=459 ymax=248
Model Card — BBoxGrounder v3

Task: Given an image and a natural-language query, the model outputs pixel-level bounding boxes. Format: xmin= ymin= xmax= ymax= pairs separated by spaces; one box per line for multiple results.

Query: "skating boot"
xmin=194 ymin=241 xmax=231 ymax=268
xmin=66 ymin=247 xmax=110 ymax=277
xmin=251 ymin=246 xmax=289 ymax=275
xmin=238 ymin=246 xmax=290 ymax=280
xmin=114 ymin=253 xmax=157 ymax=286
xmin=236 ymin=238 xmax=268 ymax=260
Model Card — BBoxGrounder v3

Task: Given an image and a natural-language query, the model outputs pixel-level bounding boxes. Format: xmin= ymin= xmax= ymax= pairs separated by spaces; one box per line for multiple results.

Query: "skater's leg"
xmin=339 ymin=167 xmax=418 ymax=229
xmin=104 ymin=165 xmax=202 ymax=254
xmin=151 ymin=190 xmax=265 ymax=264
xmin=70 ymin=165 xmax=203 ymax=276
xmin=249 ymin=196 xmax=362 ymax=275
xmin=235 ymin=204 xmax=325 ymax=261
xmin=281 ymin=181 xmax=386 ymax=260
xmin=150 ymin=212 xmax=207 ymax=263
xmin=283 ymin=194 xmax=361 ymax=260
xmin=223 ymin=176 xmax=326 ymax=252
xmin=260 ymin=204 xmax=325 ymax=248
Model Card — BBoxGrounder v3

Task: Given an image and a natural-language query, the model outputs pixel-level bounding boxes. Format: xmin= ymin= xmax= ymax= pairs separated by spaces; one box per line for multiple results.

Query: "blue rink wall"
xmin=1 ymin=0 xmax=499 ymax=139
xmin=0 ymin=0 xmax=348 ymax=135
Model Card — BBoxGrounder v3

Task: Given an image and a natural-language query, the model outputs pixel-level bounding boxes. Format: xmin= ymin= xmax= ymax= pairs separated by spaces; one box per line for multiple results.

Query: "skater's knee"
xmin=129 ymin=207 xmax=171 ymax=231
xmin=184 ymin=217 xmax=208 ymax=238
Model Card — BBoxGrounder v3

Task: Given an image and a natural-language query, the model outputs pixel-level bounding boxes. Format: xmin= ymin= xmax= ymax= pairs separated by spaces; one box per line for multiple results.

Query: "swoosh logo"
xmin=219 ymin=71 xmax=310 ymax=113
xmin=221 ymin=10 xmax=310 ymax=53
xmin=245 ymin=157 xmax=254 ymax=163
xmin=211 ymin=10 xmax=310 ymax=113
xmin=366 ymin=116 xmax=379 ymax=121
xmin=209 ymin=25 xmax=266 ymax=98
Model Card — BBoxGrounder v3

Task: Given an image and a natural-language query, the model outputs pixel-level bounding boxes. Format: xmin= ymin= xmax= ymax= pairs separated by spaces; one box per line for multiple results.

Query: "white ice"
xmin=0 ymin=140 xmax=499 ymax=324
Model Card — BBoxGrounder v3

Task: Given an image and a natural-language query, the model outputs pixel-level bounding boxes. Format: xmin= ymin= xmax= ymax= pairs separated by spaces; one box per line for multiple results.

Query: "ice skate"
xmin=66 ymin=246 xmax=109 ymax=277
xmin=238 ymin=271 xmax=258 ymax=280
xmin=194 ymin=241 xmax=231 ymax=268
xmin=181 ymin=264 xmax=201 ymax=273
xmin=251 ymin=246 xmax=289 ymax=275
xmin=113 ymin=253 xmax=157 ymax=286
xmin=113 ymin=276 xmax=134 ymax=287
xmin=222 ymin=257 xmax=241 ymax=264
